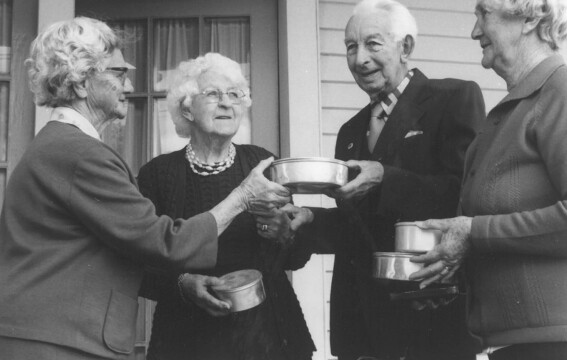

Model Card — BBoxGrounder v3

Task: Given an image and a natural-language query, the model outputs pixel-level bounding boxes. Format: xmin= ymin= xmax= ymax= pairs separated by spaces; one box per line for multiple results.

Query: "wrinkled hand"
xmin=235 ymin=157 xmax=291 ymax=212
xmin=178 ymin=274 xmax=231 ymax=317
xmin=408 ymin=217 xmax=472 ymax=289
xmin=252 ymin=204 xmax=314 ymax=246
xmin=330 ymin=160 xmax=383 ymax=201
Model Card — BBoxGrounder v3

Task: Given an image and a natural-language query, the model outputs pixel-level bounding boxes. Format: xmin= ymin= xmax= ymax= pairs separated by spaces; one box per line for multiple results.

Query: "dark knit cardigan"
xmin=137 ymin=144 xmax=315 ymax=360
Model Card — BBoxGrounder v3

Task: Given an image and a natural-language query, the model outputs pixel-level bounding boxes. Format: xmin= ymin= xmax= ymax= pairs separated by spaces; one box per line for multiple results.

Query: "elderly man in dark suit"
xmin=299 ymin=0 xmax=487 ymax=359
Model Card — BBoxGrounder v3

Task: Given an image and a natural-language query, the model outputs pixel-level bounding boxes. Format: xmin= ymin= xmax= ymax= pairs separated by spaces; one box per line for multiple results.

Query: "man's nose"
xmin=355 ymin=45 xmax=371 ymax=66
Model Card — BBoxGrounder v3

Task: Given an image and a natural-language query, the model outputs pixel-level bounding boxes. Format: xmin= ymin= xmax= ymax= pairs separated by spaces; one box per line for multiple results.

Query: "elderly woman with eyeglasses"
xmin=410 ymin=1 xmax=567 ymax=359
xmin=0 ymin=18 xmax=291 ymax=360
xmin=137 ymin=52 xmax=315 ymax=360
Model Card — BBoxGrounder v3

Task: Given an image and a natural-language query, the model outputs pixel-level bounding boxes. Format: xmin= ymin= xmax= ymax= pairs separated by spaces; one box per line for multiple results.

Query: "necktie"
xmin=367 ymin=102 xmax=386 ymax=153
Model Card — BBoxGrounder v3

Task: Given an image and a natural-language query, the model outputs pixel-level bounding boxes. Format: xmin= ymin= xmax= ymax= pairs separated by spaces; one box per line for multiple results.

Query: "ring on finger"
xmin=261 ymin=224 xmax=268 ymax=232
xmin=440 ymin=266 xmax=450 ymax=276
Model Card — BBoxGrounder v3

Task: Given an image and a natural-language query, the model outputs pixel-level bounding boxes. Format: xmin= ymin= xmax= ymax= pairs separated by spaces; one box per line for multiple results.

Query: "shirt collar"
xmin=370 ymin=70 xmax=414 ymax=121
xmin=500 ymin=54 xmax=564 ymax=105
xmin=49 ymin=107 xmax=101 ymax=141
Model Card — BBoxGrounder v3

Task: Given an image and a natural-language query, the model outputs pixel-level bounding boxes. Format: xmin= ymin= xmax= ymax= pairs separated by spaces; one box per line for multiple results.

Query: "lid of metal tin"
xmin=373 ymin=251 xmax=415 ymax=258
xmin=395 ymin=221 xmax=421 ymax=227
xmin=272 ymin=157 xmax=347 ymax=167
xmin=212 ymin=269 xmax=262 ymax=293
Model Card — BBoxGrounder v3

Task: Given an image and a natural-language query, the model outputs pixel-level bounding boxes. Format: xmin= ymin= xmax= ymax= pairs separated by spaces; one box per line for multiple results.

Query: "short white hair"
xmin=501 ymin=0 xmax=567 ymax=50
xmin=26 ymin=17 xmax=121 ymax=107
xmin=352 ymin=0 xmax=418 ymax=41
xmin=167 ymin=53 xmax=251 ymax=138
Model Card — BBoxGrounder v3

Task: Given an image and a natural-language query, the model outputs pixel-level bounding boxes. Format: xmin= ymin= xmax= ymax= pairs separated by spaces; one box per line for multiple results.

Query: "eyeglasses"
xmin=103 ymin=67 xmax=129 ymax=85
xmin=199 ymin=88 xmax=246 ymax=104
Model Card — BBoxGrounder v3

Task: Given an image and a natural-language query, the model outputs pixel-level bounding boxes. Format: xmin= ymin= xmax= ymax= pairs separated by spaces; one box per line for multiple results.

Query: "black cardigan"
xmin=137 ymin=144 xmax=315 ymax=360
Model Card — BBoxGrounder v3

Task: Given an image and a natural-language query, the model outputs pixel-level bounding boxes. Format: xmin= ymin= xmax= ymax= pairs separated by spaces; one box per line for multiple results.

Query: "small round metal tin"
xmin=372 ymin=252 xmax=424 ymax=281
xmin=395 ymin=222 xmax=442 ymax=253
xmin=270 ymin=157 xmax=348 ymax=194
xmin=211 ymin=269 xmax=265 ymax=312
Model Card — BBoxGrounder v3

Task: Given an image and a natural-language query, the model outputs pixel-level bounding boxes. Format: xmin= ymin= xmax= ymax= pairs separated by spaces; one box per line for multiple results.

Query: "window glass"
xmin=0 ymin=169 xmax=4 ymax=213
xmin=153 ymin=18 xmax=199 ymax=92
xmin=203 ymin=17 xmax=250 ymax=83
xmin=100 ymin=98 xmax=147 ymax=174
xmin=0 ymin=82 xmax=8 ymax=161
xmin=0 ymin=0 xmax=12 ymax=75
xmin=152 ymin=98 xmax=186 ymax=157
xmin=109 ymin=20 xmax=147 ymax=93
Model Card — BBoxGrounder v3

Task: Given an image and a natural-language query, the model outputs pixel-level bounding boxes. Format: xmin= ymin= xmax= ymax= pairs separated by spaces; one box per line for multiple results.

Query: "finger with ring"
xmin=261 ymin=224 xmax=268 ymax=232
xmin=440 ymin=266 xmax=450 ymax=276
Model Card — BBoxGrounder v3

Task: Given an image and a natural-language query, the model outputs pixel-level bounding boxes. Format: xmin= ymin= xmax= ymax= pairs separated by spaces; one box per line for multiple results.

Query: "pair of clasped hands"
xmin=186 ymin=159 xmax=472 ymax=314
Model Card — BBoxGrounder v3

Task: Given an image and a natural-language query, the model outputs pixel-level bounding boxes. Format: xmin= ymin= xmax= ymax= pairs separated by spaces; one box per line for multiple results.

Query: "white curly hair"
xmin=500 ymin=0 xmax=567 ymax=50
xmin=26 ymin=17 xmax=121 ymax=107
xmin=167 ymin=53 xmax=251 ymax=138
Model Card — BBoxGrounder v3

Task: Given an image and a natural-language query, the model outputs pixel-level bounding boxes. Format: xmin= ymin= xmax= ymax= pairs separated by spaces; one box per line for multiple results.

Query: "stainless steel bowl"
xmin=395 ymin=222 xmax=441 ymax=253
xmin=372 ymin=252 xmax=424 ymax=281
xmin=270 ymin=157 xmax=348 ymax=194
xmin=211 ymin=269 xmax=265 ymax=312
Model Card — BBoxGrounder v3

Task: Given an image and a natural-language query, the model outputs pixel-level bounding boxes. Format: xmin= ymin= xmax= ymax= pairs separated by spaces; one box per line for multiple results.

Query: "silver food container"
xmin=270 ymin=157 xmax=348 ymax=194
xmin=211 ymin=269 xmax=265 ymax=312
xmin=372 ymin=252 xmax=424 ymax=281
xmin=395 ymin=222 xmax=442 ymax=253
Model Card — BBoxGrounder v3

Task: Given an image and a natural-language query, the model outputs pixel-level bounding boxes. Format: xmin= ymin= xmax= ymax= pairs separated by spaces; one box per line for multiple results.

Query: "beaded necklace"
xmin=185 ymin=137 xmax=236 ymax=176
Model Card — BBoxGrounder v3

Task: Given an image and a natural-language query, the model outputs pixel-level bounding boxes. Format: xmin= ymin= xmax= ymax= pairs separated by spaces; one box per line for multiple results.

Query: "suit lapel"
xmin=336 ymin=105 xmax=371 ymax=161
xmin=372 ymin=69 xmax=430 ymax=163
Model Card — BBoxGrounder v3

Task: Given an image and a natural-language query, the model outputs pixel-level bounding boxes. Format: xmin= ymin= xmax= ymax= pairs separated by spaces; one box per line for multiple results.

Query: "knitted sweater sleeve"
xmin=471 ymin=68 xmax=567 ymax=258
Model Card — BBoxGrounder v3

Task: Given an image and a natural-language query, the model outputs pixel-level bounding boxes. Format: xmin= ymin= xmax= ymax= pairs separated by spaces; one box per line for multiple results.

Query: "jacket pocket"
xmin=103 ymin=289 xmax=139 ymax=354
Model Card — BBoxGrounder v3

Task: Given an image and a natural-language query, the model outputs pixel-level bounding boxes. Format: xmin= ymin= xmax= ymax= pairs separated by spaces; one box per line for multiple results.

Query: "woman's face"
xmin=187 ymin=69 xmax=244 ymax=140
xmin=471 ymin=0 xmax=525 ymax=76
xmin=86 ymin=49 xmax=134 ymax=123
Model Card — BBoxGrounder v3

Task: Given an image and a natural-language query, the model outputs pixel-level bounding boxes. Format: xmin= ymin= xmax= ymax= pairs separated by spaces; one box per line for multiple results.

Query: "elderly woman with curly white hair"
xmin=0 ymin=18 xmax=291 ymax=360
xmin=410 ymin=1 xmax=567 ymax=359
xmin=136 ymin=52 xmax=315 ymax=360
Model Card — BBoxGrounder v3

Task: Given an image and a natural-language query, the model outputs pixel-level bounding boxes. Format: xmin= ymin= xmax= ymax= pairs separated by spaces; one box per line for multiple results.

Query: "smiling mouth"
xmin=215 ymin=116 xmax=232 ymax=120
xmin=359 ymin=69 xmax=380 ymax=77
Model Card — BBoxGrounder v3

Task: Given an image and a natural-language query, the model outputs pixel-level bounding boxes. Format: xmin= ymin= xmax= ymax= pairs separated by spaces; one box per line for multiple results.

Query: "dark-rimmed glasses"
xmin=103 ymin=67 xmax=129 ymax=85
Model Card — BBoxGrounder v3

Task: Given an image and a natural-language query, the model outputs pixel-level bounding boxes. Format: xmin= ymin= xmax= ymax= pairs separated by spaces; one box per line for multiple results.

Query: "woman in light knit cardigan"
xmin=410 ymin=1 xmax=567 ymax=359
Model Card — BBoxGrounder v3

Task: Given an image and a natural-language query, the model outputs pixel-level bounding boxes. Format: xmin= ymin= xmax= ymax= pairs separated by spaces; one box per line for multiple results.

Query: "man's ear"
xmin=400 ymin=34 xmax=415 ymax=64
xmin=73 ymin=81 xmax=88 ymax=99
xmin=182 ymin=108 xmax=194 ymax=121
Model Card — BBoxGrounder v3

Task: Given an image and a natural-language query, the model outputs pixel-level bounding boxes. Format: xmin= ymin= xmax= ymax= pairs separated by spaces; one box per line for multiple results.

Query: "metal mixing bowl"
xmin=395 ymin=222 xmax=442 ymax=253
xmin=372 ymin=252 xmax=424 ymax=281
xmin=270 ymin=157 xmax=348 ymax=194
xmin=211 ymin=269 xmax=265 ymax=312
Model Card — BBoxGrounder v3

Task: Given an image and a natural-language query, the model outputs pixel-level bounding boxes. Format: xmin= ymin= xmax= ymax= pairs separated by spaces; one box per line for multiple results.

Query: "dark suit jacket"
xmin=0 ymin=121 xmax=218 ymax=359
xmin=308 ymin=69 xmax=486 ymax=360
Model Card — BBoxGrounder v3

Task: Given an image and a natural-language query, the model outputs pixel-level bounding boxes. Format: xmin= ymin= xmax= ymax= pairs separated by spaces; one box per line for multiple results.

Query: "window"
xmin=0 ymin=0 xmax=12 ymax=212
xmin=104 ymin=16 xmax=251 ymax=174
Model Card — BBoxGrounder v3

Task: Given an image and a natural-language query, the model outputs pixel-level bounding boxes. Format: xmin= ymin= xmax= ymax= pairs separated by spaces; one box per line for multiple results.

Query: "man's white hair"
xmin=353 ymin=0 xmax=418 ymax=41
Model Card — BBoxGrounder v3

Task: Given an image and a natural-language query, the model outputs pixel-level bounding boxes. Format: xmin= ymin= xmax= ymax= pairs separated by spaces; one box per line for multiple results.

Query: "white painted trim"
xmin=35 ymin=0 xmax=75 ymax=135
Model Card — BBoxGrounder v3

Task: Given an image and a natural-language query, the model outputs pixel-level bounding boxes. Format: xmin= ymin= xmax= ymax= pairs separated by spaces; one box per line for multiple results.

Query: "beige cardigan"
xmin=0 ymin=121 xmax=218 ymax=358
xmin=462 ymin=54 xmax=567 ymax=347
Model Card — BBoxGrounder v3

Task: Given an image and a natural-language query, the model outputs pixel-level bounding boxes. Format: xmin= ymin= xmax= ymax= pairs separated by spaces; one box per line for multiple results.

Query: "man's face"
xmin=345 ymin=10 xmax=408 ymax=99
